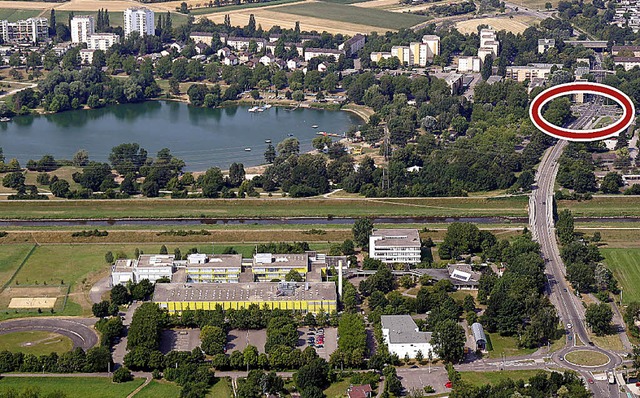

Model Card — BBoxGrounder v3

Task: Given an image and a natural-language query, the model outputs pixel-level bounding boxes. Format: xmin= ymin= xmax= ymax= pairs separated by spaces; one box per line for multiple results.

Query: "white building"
xmin=71 ymin=16 xmax=95 ymax=44
xmin=80 ymin=49 xmax=95 ymax=65
xmin=185 ymin=253 xmax=242 ymax=283
xmin=537 ymin=38 xmax=555 ymax=54
xmin=506 ymin=63 xmax=562 ymax=82
xmin=422 ymin=35 xmax=440 ymax=57
xmin=339 ymin=34 xmax=366 ymax=56
xmin=190 ymin=31 xmax=215 ymax=46
xmin=478 ymin=28 xmax=499 ymax=61
xmin=369 ymin=229 xmax=421 ymax=265
xmin=458 ymin=56 xmax=482 ymax=73
xmin=391 ymin=46 xmax=412 ymax=65
xmin=0 ymin=18 xmax=48 ymax=43
xmin=226 ymin=36 xmax=266 ymax=51
xmin=111 ymin=254 xmax=175 ymax=285
xmin=614 ymin=56 xmax=640 ymax=71
xmin=87 ymin=33 xmax=120 ymax=50
xmin=124 ymin=7 xmax=155 ymax=38
xmin=370 ymin=51 xmax=392 ymax=63
xmin=304 ymin=47 xmax=344 ymax=61
xmin=381 ymin=315 xmax=435 ymax=359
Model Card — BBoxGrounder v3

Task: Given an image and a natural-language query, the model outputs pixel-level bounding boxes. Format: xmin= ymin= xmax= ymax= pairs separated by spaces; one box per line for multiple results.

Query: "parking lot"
xmin=160 ymin=328 xmax=201 ymax=354
xmin=227 ymin=329 xmax=268 ymax=353
xmin=398 ymin=367 xmax=450 ymax=395
xmin=297 ymin=327 xmax=337 ymax=360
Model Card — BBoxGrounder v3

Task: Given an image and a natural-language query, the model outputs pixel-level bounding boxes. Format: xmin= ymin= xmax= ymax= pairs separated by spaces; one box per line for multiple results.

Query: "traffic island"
xmin=564 ymin=350 xmax=610 ymax=367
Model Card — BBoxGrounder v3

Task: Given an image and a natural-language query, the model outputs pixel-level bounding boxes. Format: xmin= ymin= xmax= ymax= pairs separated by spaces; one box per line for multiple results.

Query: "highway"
xmin=529 ymin=88 xmax=628 ymax=396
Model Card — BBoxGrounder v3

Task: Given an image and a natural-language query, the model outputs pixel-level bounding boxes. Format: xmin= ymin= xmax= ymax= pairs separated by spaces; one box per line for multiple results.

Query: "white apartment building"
xmin=537 ymin=38 xmax=555 ymax=54
xmin=124 ymin=7 xmax=155 ymax=38
xmin=478 ymin=28 xmax=499 ymax=61
xmin=369 ymin=228 xmax=421 ymax=265
xmin=80 ymin=49 xmax=95 ymax=65
xmin=391 ymin=46 xmax=412 ymax=66
xmin=381 ymin=315 xmax=435 ymax=359
xmin=304 ymin=47 xmax=344 ymax=61
xmin=614 ymin=56 xmax=640 ymax=71
xmin=87 ymin=33 xmax=120 ymax=50
xmin=506 ymin=63 xmax=562 ymax=82
xmin=0 ymin=18 xmax=48 ymax=43
xmin=226 ymin=36 xmax=266 ymax=51
xmin=370 ymin=51 xmax=393 ymax=63
xmin=339 ymin=33 xmax=366 ymax=56
xmin=458 ymin=56 xmax=482 ymax=73
xmin=111 ymin=254 xmax=175 ymax=285
xmin=71 ymin=16 xmax=95 ymax=44
xmin=422 ymin=35 xmax=440 ymax=57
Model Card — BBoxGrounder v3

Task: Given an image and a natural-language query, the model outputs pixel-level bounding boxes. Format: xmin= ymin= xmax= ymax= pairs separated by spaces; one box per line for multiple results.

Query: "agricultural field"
xmin=0 ymin=245 xmax=33 ymax=288
xmin=559 ymin=196 xmax=640 ymax=217
xmin=455 ymin=14 xmax=540 ymax=34
xmin=0 ymin=331 xmax=73 ymax=356
xmin=52 ymin=10 xmax=188 ymax=27
xmin=272 ymin=2 xmax=428 ymax=30
xmin=189 ymin=0 xmax=303 ymax=15
xmin=0 ymin=8 xmax=42 ymax=21
xmin=602 ymin=248 xmax=640 ymax=304
xmin=0 ymin=377 xmax=145 ymax=398
xmin=0 ymin=197 xmax=530 ymax=219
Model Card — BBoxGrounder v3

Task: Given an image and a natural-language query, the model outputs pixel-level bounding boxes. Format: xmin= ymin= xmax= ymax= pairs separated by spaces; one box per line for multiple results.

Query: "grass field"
xmin=52 ymin=10 xmax=189 ymax=27
xmin=134 ymin=380 xmax=183 ymax=398
xmin=460 ymin=370 xmax=549 ymax=387
xmin=0 ymin=377 xmax=145 ymax=398
xmin=207 ymin=378 xmax=234 ymax=398
xmin=190 ymin=0 xmax=302 ymax=14
xmin=272 ymin=2 xmax=428 ymax=29
xmin=601 ymin=248 xmax=640 ymax=304
xmin=324 ymin=379 xmax=351 ymax=398
xmin=0 ymin=245 xmax=32 ymax=288
xmin=0 ymin=9 xmax=41 ymax=21
xmin=559 ymin=197 xmax=640 ymax=217
xmin=0 ymin=331 xmax=72 ymax=356
xmin=564 ymin=350 xmax=609 ymax=366
xmin=0 ymin=197 xmax=529 ymax=219
xmin=455 ymin=15 xmax=540 ymax=34
xmin=486 ymin=333 xmax=537 ymax=358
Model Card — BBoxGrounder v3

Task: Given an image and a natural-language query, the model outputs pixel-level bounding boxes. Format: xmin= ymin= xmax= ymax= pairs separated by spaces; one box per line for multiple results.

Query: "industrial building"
xmin=381 ymin=315 xmax=435 ymax=359
xmin=369 ymin=229 xmax=421 ymax=265
xmin=153 ymin=281 xmax=338 ymax=314
xmin=185 ymin=253 xmax=242 ymax=283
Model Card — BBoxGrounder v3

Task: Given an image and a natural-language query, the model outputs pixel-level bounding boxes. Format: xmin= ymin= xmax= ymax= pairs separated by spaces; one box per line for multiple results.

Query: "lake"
xmin=0 ymin=101 xmax=363 ymax=171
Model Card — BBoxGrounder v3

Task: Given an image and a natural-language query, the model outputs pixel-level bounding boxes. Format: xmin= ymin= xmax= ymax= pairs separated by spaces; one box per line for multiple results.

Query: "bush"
xmin=72 ymin=229 xmax=108 ymax=237
xmin=113 ymin=367 xmax=133 ymax=383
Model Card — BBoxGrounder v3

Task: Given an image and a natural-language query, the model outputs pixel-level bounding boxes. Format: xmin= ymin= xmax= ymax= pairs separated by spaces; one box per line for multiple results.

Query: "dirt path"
xmin=127 ymin=376 xmax=151 ymax=398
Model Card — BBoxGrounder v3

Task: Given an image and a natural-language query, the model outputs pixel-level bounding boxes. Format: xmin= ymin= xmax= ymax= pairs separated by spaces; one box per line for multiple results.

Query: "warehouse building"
xmin=153 ymin=281 xmax=337 ymax=314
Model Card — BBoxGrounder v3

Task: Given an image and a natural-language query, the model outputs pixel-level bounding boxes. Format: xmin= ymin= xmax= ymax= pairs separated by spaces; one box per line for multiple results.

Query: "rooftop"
xmin=305 ymin=47 xmax=344 ymax=54
xmin=186 ymin=254 xmax=242 ymax=268
xmin=371 ymin=229 xmax=421 ymax=248
xmin=153 ymin=281 xmax=337 ymax=303
xmin=381 ymin=315 xmax=432 ymax=344
xmin=137 ymin=254 xmax=175 ymax=268
xmin=253 ymin=253 xmax=309 ymax=267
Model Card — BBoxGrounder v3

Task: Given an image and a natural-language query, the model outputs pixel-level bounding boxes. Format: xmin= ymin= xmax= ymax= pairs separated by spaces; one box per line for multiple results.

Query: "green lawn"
xmin=601 ymin=248 xmax=640 ymax=304
xmin=0 ymin=245 xmax=33 ymax=288
xmin=460 ymin=370 xmax=549 ymax=387
xmin=324 ymin=379 xmax=350 ymax=398
xmin=559 ymin=197 xmax=640 ymax=217
xmin=190 ymin=0 xmax=303 ymax=14
xmin=0 ymin=377 xmax=145 ymax=398
xmin=0 ymin=331 xmax=72 ymax=356
xmin=135 ymin=380 xmax=183 ymax=398
xmin=0 ymin=197 xmax=529 ymax=220
xmin=272 ymin=2 xmax=428 ymax=29
xmin=0 ymin=9 xmax=43 ymax=22
xmin=207 ymin=377 xmax=233 ymax=398
xmin=485 ymin=333 xmax=536 ymax=358
xmin=564 ymin=350 xmax=609 ymax=366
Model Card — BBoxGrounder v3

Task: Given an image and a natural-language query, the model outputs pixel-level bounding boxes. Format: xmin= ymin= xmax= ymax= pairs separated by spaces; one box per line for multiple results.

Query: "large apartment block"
xmin=71 ymin=16 xmax=95 ymax=44
xmin=386 ymin=35 xmax=440 ymax=67
xmin=505 ymin=63 xmax=563 ymax=82
xmin=252 ymin=253 xmax=309 ymax=282
xmin=0 ymin=18 xmax=48 ymax=43
xmin=124 ymin=7 xmax=155 ymax=38
xmin=87 ymin=33 xmax=119 ymax=50
xmin=185 ymin=253 xmax=242 ymax=283
xmin=369 ymin=229 xmax=421 ymax=265
xmin=478 ymin=28 xmax=499 ymax=61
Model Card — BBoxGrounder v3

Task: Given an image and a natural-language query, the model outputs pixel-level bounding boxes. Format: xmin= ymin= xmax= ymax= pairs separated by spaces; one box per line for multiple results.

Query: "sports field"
xmin=0 ymin=331 xmax=72 ymax=356
xmin=601 ymin=248 xmax=640 ymax=304
xmin=0 ymin=377 xmax=145 ymax=398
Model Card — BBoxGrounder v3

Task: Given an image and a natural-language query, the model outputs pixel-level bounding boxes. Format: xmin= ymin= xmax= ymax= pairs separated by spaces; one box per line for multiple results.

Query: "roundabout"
xmin=564 ymin=349 xmax=611 ymax=368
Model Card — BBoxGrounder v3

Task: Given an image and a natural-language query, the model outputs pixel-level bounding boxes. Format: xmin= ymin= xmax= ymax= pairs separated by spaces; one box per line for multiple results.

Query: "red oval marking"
xmin=529 ymin=82 xmax=635 ymax=141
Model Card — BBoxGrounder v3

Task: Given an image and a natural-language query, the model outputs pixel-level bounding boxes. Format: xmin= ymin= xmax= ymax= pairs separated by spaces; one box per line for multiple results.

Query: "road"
xmin=529 ymin=108 xmax=627 ymax=397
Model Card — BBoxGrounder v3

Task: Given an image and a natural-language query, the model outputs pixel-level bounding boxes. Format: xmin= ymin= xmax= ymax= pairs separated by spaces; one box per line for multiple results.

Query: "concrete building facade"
xmin=252 ymin=253 xmax=309 ymax=282
xmin=369 ymin=229 xmax=421 ymax=265
xmin=185 ymin=253 xmax=242 ymax=283
xmin=87 ymin=33 xmax=120 ymax=50
xmin=0 ymin=18 xmax=48 ymax=43
xmin=381 ymin=315 xmax=435 ymax=359
xmin=71 ymin=16 xmax=95 ymax=44
xmin=124 ymin=8 xmax=155 ymax=38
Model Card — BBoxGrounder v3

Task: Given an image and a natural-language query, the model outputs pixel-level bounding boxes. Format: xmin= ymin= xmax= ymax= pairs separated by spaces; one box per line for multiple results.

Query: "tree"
xmin=432 ymin=319 xmax=465 ymax=363
xmin=438 ymin=222 xmax=481 ymax=259
xmin=2 ymin=172 xmax=25 ymax=189
xmin=264 ymin=144 xmax=276 ymax=163
xmin=352 ymin=218 xmax=374 ymax=249
xmin=229 ymin=163 xmax=245 ymax=187
xmin=292 ymin=90 xmax=305 ymax=102
xmin=110 ymin=284 xmax=131 ymax=305
xmin=276 ymin=138 xmax=299 ymax=158
xmin=556 ymin=209 xmax=574 ymax=245
xmin=295 ymin=358 xmax=329 ymax=394
xmin=105 ymin=251 xmax=114 ymax=264
xmin=585 ymin=303 xmax=613 ymax=336
xmin=200 ymin=325 xmax=227 ymax=355
xmin=481 ymin=54 xmax=493 ymax=80
xmin=601 ymin=172 xmax=623 ymax=194
xmin=72 ymin=149 xmax=89 ymax=167
xmin=285 ymin=270 xmax=304 ymax=282
xmin=113 ymin=367 xmax=133 ymax=383
xmin=92 ymin=300 xmax=111 ymax=318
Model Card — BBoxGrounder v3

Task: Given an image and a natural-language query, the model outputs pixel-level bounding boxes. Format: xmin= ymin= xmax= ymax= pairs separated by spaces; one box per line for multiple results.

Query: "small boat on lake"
xmin=0 ymin=117 xmax=11 ymax=122
xmin=287 ymin=133 xmax=294 ymax=137
xmin=265 ymin=139 xmax=272 ymax=143
xmin=244 ymin=148 xmax=252 ymax=151
xmin=264 ymin=104 xmax=272 ymax=109
xmin=248 ymin=106 xmax=259 ymax=113
xmin=311 ymin=125 xmax=319 ymax=128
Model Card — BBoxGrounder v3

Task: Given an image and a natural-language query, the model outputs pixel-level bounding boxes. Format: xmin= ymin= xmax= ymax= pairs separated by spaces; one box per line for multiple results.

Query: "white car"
xmin=567 ymin=323 xmax=572 ymax=329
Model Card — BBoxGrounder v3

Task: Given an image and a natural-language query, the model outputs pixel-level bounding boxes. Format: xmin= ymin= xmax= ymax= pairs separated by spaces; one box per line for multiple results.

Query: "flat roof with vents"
xmin=153 ymin=281 xmax=336 ymax=303
xmin=370 ymin=229 xmax=421 ymax=247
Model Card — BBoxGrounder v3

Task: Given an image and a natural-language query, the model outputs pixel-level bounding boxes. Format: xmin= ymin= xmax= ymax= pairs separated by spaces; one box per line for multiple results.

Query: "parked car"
xmin=445 ymin=381 xmax=452 ymax=389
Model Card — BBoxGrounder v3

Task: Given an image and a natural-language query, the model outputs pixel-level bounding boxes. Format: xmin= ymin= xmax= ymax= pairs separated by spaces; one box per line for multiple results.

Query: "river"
xmin=0 ymin=101 xmax=363 ymax=170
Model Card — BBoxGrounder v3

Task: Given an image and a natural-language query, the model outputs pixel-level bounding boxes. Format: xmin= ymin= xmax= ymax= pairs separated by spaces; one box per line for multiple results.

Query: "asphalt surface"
xmin=529 ymin=135 xmax=624 ymax=397
xmin=0 ymin=318 xmax=98 ymax=351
